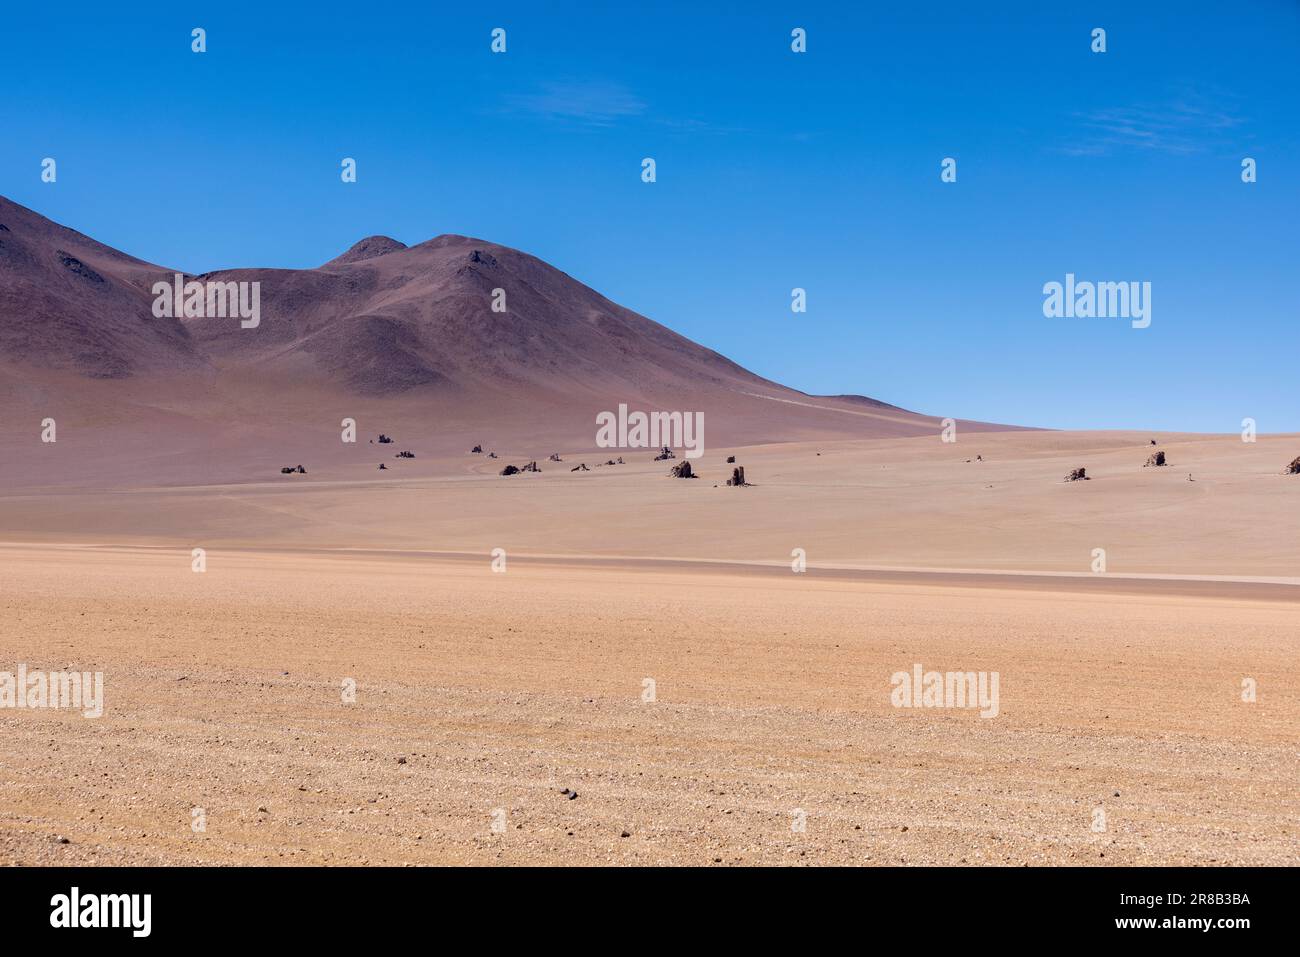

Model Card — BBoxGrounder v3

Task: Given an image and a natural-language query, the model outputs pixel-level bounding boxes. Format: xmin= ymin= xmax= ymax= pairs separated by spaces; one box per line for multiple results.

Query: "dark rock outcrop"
xmin=669 ymin=461 xmax=696 ymax=479
xmin=1065 ymin=467 xmax=1088 ymax=482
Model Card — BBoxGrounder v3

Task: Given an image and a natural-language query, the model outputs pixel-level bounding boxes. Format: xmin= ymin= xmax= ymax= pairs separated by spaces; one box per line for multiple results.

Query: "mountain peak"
xmin=325 ymin=235 xmax=407 ymax=267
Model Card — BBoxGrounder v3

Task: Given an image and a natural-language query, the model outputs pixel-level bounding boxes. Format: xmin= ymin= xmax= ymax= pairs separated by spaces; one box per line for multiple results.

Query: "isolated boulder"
xmin=654 ymin=446 xmax=675 ymax=461
xmin=1064 ymin=467 xmax=1089 ymax=482
xmin=669 ymin=461 xmax=696 ymax=479
xmin=571 ymin=463 xmax=589 ymax=472
xmin=280 ymin=467 xmax=296 ymax=474
xmin=726 ymin=455 xmax=735 ymax=464
xmin=1145 ymin=451 xmax=1167 ymax=467
xmin=500 ymin=464 xmax=520 ymax=476
xmin=471 ymin=445 xmax=483 ymax=453
xmin=378 ymin=434 xmax=393 ymax=444
xmin=1286 ymin=457 xmax=1300 ymax=475
xmin=548 ymin=453 xmax=563 ymax=462
xmin=521 ymin=461 xmax=540 ymax=472
xmin=726 ymin=466 xmax=747 ymax=487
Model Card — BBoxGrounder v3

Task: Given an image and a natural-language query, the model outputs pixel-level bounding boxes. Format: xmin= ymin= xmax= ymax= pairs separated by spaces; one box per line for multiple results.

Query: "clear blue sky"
xmin=2 ymin=1 xmax=1296 ymax=430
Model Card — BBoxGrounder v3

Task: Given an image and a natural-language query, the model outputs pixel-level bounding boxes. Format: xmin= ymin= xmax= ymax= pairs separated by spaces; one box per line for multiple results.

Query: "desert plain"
xmin=1 ymin=428 xmax=1297 ymax=866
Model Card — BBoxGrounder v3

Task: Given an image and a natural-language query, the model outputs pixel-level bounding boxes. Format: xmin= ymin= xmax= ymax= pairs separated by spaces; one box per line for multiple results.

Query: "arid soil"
xmin=1 ymin=542 xmax=1294 ymax=866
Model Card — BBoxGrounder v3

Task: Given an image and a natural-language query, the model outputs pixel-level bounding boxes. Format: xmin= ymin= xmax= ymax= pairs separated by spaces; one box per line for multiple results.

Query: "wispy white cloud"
xmin=1059 ymin=91 xmax=1245 ymax=156
xmin=504 ymin=80 xmax=647 ymax=126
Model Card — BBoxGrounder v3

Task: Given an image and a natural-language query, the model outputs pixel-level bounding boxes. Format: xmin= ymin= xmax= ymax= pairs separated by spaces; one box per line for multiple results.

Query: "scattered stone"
xmin=396 ymin=756 xmax=407 ymax=765
xmin=726 ymin=466 xmax=748 ymax=487
xmin=377 ymin=434 xmax=393 ymax=444
xmin=377 ymin=463 xmax=387 ymax=470
xmin=1285 ymin=457 xmax=1300 ymax=475
xmin=653 ymin=446 xmax=675 ymax=461
xmin=1144 ymin=451 xmax=1167 ymax=467
xmin=1150 ymin=439 xmax=1158 ymax=446
xmin=54 ymin=835 xmax=70 ymax=844
xmin=395 ymin=451 xmax=415 ymax=459
xmin=548 ymin=452 xmax=563 ymax=462
xmin=520 ymin=461 xmax=540 ymax=472
xmin=670 ymin=461 xmax=696 ymax=479
xmin=280 ymin=465 xmax=306 ymax=474
xmin=1064 ymin=467 xmax=1089 ymax=482
xmin=500 ymin=464 xmax=520 ymax=476
xmin=488 ymin=452 xmax=497 ymax=458
xmin=561 ymin=788 xmax=578 ymax=800
xmin=726 ymin=455 xmax=735 ymax=464
xmin=620 ymin=830 xmax=631 ymax=838
xmin=471 ymin=445 xmax=482 ymax=453
xmin=570 ymin=463 xmax=589 ymax=472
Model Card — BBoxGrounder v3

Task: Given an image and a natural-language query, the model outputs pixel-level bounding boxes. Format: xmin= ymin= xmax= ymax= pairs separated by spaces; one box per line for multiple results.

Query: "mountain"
xmin=0 ymin=196 xmax=201 ymax=379
xmin=0 ymin=195 xmax=1023 ymax=487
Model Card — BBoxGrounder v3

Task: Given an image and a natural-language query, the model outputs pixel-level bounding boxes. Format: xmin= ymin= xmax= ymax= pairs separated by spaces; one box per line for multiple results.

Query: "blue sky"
xmin=2 ymin=1 xmax=1296 ymax=430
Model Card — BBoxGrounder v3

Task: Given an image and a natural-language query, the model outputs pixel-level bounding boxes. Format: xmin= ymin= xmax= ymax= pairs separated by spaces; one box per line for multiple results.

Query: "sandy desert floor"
xmin=0 ymin=545 xmax=1295 ymax=866
xmin=1 ymin=430 xmax=1297 ymax=865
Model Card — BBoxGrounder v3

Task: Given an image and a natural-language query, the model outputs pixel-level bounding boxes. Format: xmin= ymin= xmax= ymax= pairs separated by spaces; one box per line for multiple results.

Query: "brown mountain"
xmin=0 ymin=196 xmax=201 ymax=379
xmin=0 ymin=195 xmax=1022 ymax=487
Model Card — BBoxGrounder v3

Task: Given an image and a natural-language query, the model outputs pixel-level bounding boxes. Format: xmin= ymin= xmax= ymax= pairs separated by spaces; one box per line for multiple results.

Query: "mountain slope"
xmin=0 ymin=196 xmax=202 ymax=378
xmin=0 ymin=195 xmax=1024 ymax=479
